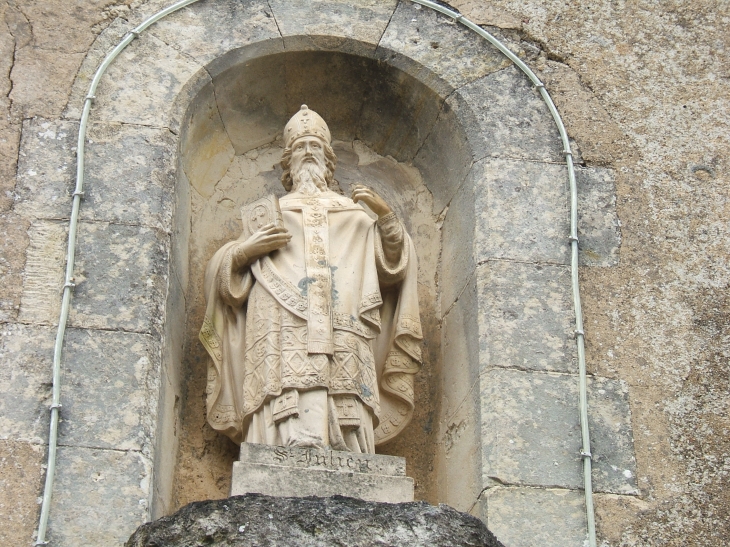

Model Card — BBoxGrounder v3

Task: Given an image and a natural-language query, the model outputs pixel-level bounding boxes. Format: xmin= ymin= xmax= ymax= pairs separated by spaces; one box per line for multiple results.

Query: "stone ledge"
xmin=126 ymin=494 xmax=505 ymax=547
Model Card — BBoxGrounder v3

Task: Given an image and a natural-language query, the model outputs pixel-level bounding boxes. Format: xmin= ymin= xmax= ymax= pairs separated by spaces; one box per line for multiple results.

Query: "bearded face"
xmin=289 ymin=136 xmax=329 ymax=195
xmin=281 ymin=135 xmax=337 ymax=193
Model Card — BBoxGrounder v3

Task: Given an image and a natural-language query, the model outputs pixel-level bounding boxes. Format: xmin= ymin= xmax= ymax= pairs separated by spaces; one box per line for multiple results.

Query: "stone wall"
xmin=0 ymin=1 xmax=727 ymax=546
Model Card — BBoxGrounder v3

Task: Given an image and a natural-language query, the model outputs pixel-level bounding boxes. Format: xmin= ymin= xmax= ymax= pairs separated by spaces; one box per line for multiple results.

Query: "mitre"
xmin=284 ymin=104 xmax=331 ymax=149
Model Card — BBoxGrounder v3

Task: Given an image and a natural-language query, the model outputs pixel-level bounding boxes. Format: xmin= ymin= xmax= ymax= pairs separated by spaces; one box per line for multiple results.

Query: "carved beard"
xmin=291 ymin=160 xmax=328 ymax=195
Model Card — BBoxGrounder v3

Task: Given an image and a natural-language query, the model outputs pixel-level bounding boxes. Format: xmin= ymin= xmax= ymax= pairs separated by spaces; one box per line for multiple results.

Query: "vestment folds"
xmin=199 ymin=196 xmax=422 ymax=445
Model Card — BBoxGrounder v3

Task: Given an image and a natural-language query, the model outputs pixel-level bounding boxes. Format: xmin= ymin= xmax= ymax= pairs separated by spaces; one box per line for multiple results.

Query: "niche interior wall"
xmin=9 ymin=2 xmax=635 ymax=546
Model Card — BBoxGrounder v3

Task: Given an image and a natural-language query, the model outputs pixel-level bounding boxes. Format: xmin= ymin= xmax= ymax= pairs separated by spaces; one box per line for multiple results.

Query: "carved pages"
xmin=240 ymin=195 xmax=284 ymax=240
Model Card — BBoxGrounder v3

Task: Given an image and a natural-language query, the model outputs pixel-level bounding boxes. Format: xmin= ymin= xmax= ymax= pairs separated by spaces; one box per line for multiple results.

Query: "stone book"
xmin=239 ymin=194 xmax=284 ymax=240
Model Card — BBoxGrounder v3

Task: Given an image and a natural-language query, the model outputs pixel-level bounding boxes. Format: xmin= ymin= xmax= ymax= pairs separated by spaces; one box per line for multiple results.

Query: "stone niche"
xmin=175 ymin=49 xmax=444 ymax=508
xmin=19 ymin=2 xmax=636 ymax=546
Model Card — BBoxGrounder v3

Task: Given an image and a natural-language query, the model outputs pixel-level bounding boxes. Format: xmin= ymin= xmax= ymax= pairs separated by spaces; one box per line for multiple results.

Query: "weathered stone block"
xmin=0 ymin=324 xmax=160 ymax=453
xmin=83 ymin=123 xmax=176 ymax=227
xmin=414 ymin=103 xmax=474 ymax=213
xmin=69 ymin=221 xmax=168 ymax=335
xmin=9 ymin=45 xmax=85 ymax=120
xmin=171 ymin=166 xmax=191 ymax=292
xmin=268 ymin=0 xmax=398 ymax=56
xmin=442 ymin=277 xmax=480 ymax=416
xmin=210 ymin=53 xmax=287 ymax=154
xmin=473 ymin=158 xmax=571 ymax=265
xmin=84 ymin=32 xmax=203 ymax=128
xmin=180 ymin=82 xmax=235 ymax=198
xmin=58 ymin=329 xmax=160 ymax=452
xmin=588 ymin=376 xmax=638 ymax=494
xmin=282 ymin=52 xmax=376 ymax=144
xmin=439 ymin=280 xmax=483 ymax=512
xmin=356 ymin=61 xmax=442 ymax=162
xmin=477 ymin=261 xmax=576 ymax=373
xmin=17 ymin=220 xmax=67 ymax=326
xmin=577 ymin=166 xmax=620 ymax=267
xmin=485 ymin=487 xmax=587 ymax=547
xmin=47 ymin=446 xmax=149 ymax=547
xmin=17 ymin=119 xmax=176 ymax=228
xmin=451 ymin=65 xmax=564 ymax=163
xmin=0 ymin=211 xmax=30 ymax=322
xmin=149 ymin=0 xmax=281 ymax=71
xmin=15 ymin=118 xmax=76 ymax=221
xmin=126 ymin=494 xmax=505 ymax=547
xmin=64 ymin=17 xmax=132 ymax=121
xmin=0 ymin=324 xmax=54 ymax=443
xmin=0 ymin=440 xmax=44 ymax=546
xmin=150 ymin=364 xmax=180 ymax=520
xmin=441 ymin=177 xmax=476 ymax=313
xmin=480 ymin=368 xmax=637 ymax=494
xmin=231 ymin=443 xmax=413 ymax=503
xmin=151 ymin=271 xmax=186 ymax=518
xmin=378 ymin=1 xmax=510 ymax=98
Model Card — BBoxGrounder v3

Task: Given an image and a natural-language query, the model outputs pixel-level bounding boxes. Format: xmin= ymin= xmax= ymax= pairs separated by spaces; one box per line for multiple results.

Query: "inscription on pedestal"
xmin=232 ymin=443 xmax=414 ymax=503
xmin=239 ymin=443 xmax=407 ymax=476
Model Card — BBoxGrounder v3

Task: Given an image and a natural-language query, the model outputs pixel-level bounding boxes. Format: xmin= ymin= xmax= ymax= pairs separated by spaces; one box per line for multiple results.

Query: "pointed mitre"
xmin=284 ymin=104 xmax=331 ymax=149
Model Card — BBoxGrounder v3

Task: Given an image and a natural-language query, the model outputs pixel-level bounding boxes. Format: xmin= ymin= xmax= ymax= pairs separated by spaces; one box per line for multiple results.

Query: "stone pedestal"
xmin=230 ymin=443 xmax=414 ymax=503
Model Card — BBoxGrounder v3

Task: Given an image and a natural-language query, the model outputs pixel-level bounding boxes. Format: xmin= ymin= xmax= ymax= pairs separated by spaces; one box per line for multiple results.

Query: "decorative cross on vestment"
xmin=281 ymin=195 xmax=368 ymax=355
xmin=301 ymin=203 xmax=334 ymax=354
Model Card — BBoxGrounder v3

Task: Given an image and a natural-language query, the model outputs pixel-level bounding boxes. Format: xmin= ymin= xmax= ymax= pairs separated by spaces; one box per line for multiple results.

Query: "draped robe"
xmin=199 ymin=192 xmax=422 ymax=453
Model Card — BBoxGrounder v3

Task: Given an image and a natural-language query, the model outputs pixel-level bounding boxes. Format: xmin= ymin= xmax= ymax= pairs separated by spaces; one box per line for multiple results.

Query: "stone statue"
xmin=199 ymin=106 xmax=422 ymax=453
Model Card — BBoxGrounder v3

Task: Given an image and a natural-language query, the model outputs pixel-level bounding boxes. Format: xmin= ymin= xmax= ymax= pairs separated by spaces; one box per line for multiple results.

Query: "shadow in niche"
xmin=172 ymin=50 xmax=469 ymax=510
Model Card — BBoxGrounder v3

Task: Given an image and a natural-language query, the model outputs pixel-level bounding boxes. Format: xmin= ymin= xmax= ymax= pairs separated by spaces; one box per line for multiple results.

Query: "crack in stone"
xmin=374 ymin=0 xmax=400 ymax=52
xmin=56 ymin=443 xmax=144 ymax=455
xmin=476 ymin=256 xmax=571 ymax=268
xmin=440 ymin=267 xmax=476 ymax=320
xmin=265 ymin=0 xmax=284 ymax=43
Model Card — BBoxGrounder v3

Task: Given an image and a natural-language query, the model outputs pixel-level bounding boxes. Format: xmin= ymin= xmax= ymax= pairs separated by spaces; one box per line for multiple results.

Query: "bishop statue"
xmin=200 ymin=106 xmax=422 ymax=453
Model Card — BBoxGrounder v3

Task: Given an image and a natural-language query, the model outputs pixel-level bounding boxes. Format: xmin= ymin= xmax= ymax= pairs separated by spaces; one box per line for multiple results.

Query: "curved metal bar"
xmin=409 ymin=1 xmax=597 ymax=546
xmin=34 ymin=1 xmax=202 ymax=544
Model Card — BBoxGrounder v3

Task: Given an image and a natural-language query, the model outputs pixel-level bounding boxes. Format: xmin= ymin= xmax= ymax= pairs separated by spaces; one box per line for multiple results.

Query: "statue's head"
xmin=281 ymin=105 xmax=337 ymax=193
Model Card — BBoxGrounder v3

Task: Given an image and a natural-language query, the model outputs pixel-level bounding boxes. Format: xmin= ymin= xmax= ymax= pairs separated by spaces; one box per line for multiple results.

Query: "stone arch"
xmin=22 ymin=1 xmax=632 ymax=544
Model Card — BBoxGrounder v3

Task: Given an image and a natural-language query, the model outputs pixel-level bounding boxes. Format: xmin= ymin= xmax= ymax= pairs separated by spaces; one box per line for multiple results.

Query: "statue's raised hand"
xmin=234 ymin=223 xmax=291 ymax=265
xmin=351 ymin=185 xmax=393 ymax=218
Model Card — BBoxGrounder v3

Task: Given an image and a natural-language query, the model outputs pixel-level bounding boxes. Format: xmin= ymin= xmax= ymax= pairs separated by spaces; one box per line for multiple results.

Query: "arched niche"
xmin=173 ymin=47 xmax=458 ymax=508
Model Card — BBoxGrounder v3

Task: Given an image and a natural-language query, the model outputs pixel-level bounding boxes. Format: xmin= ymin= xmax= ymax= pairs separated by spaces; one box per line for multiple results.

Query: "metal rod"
xmin=410 ymin=1 xmax=597 ymax=545
xmin=34 ymin=1 xmax=202 ymax=544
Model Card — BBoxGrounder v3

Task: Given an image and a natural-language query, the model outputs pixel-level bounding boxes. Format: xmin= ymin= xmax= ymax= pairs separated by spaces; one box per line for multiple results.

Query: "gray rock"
xmin=126 ymin=494 xmax=505 ymax=547
xmin=148 ymin=0 xmax=281 ymax=71
xmin=440 ymin=176 xmax=476 ymax=314
xmin=58 ymin=328 xmax=160 ymax=452
xmin=87 ymin=31 xmax=203 ymax=128
xmin=414 ymin=102 xmax=474 ymax=213
xmin=0 ymin=323 xmax=55 ymax=443
xmin=15 ymin=118 xmax=76 ymax=221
